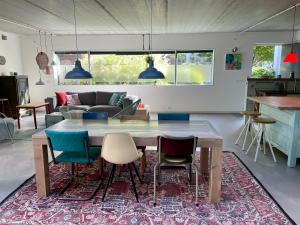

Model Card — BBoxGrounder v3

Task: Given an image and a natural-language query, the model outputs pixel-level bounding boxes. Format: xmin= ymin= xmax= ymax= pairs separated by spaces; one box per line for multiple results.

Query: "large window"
xmin=54 ymin=50 xmax=214 ymax=85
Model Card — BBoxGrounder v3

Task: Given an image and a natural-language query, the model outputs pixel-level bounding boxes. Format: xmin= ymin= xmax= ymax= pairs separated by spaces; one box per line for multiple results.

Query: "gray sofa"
xmin=45 ymin=91 xmax=135 ymax=117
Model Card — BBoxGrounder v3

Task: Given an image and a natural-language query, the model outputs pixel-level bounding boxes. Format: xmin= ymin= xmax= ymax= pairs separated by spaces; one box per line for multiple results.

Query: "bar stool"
xmin=235 ymin=111 xmax=261 ymax=150
xmin=245 ymin=117 xmax=277 ymax=162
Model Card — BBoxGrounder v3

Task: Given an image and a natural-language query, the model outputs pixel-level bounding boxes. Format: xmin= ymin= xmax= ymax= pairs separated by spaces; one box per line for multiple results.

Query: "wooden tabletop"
xmin=16 ymin=102 xmax=49 ymax=109
xmin=33 ymin=119 xmax=223 ymax=147
xmin=248 ymin=96 xmax=300 ymax=110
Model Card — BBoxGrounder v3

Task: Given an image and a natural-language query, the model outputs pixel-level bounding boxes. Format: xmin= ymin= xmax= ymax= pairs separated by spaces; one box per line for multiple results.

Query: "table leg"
xmin=33 ymin=143 xmax=50 ymax=197
xmin=208 ymin=144 xmax=222 ymax=203
xmin=17 ymin=108 xmax=20 ymax=129
xmin=33 ymin=108 xmax=37 ymax=129
xmin=200 ymin=147 xmax=209 ymax=174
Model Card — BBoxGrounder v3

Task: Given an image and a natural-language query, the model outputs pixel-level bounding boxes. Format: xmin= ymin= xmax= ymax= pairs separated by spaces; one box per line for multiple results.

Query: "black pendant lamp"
xmin=65 ymin=0 xmax=92 ymax=79
xmin=138 ymin=0 xmax=165 ymax=79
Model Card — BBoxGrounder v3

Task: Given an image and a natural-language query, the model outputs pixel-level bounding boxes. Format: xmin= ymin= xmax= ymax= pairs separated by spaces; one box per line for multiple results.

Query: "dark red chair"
xmin=153 ymin=135 xmax=199 ymax=206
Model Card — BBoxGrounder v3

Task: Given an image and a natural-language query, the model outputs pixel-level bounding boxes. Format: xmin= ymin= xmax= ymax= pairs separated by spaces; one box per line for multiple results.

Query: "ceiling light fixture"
xmin=138 ymin=0 xmax=165 ymax=79
xmin=283 ymin=5 xmax=299 ymax=63
xmin=65 ymin=0 xmax=92 ymax=79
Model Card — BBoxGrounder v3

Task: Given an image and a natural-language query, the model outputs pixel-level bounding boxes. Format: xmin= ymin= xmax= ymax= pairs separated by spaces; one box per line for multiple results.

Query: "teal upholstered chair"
xmin=45 ymin=130 xmax=102 ymax=200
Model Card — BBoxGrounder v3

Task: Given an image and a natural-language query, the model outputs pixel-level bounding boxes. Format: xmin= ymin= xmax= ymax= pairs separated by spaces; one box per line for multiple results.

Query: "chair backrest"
xmin=158 ymin=113 xmax=190 ymax=121
xmin=158 ymin=135 xmax=197 ymax=158
xmin=102 ymin=133 xmax=140 ymax=164
xmin=83 ymin=112 xmax=108 ymax=120
xmin=112 ymin=99 xmax=141 ymax=119
xmin=45 ymin=130 xmax=88 ymax=152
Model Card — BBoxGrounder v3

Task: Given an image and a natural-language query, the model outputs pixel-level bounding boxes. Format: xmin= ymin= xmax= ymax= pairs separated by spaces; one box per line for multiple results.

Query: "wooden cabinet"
xmin=0 ymin=75 xmax=30 ymax=118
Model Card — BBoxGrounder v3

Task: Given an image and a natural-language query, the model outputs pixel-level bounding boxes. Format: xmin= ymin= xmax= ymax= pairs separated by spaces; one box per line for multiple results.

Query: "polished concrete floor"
xmin=0 ymin=113 xmax=299 ymax=223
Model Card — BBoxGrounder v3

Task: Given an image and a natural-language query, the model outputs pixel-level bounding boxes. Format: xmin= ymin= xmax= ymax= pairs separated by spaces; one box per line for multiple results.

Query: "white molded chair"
xmin=101 ymin=133 xmax=143 ymax=202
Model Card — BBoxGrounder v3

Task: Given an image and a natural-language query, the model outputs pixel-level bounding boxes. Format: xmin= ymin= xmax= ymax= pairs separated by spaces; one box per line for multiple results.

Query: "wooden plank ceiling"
xmin=0 ymin=0 xmax=299 ymax=34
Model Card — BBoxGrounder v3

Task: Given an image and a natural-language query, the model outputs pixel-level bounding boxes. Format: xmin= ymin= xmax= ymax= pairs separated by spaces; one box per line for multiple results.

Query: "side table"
xmin=16 ymin=103 xmax=50 ymax=129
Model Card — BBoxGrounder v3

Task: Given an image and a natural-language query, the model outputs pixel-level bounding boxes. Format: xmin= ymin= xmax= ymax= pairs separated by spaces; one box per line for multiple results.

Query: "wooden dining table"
xmin=32 ymin=119 xmax=223 ymax=203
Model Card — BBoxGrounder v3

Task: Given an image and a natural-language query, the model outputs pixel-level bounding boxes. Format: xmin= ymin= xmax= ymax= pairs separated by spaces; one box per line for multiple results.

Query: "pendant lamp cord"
xmin=39 ymin=30 xmax=42 ymax=52
xmin=291 ymin=5 xmax=297 ymax=51
xmin=50 ymin=34 xmax=54 ymax=53
xmin=44 ymin=32 xmax=48 ymax=53
xmin=73 ymin=0 xmax=79 ymax=60
xmin=142 ymin=34 xmax=145 ymax=50
xmin=150 ymin=0 xmax=153 ymax=55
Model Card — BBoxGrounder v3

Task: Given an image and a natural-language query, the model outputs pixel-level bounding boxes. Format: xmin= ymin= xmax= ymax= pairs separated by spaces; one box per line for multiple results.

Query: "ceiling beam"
xmin=94 ymin=0 xmax=128 ymax=32
xmin=0 ymin=15 xmax=51 ymax=34
xmin=23 ymin=0 xmax=74 ymax=25
xmin=240 ymin=2 xmax=300 ymax=33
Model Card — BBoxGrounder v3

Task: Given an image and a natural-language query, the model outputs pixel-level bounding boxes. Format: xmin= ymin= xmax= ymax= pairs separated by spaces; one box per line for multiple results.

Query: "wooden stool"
xmin=235 ymin=111 xmax=261 ymax=150
xmin=246 ymin=117 xmax=277 ymax=162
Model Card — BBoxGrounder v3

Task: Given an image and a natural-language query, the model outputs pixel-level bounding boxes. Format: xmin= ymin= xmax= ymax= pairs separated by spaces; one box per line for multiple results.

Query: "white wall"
xmin=0 ymin=30 xmax=23 ymax=75
xmin=20 ymin=31 xmax=293 ymax=112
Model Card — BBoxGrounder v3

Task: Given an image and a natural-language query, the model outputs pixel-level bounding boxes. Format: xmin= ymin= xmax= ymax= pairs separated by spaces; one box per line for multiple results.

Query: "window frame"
xmin=54 ymin=49 xmax=214 ymax=86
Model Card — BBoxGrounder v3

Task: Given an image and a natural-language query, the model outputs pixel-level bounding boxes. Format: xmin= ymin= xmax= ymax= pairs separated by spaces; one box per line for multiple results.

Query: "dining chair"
xmin=153 ymin=135 xmax=199 ymax=206
xmin=45 ymin=130 xmax=102 ymax=201
xmin=158 ymin=113 xmax=190 ymax=121
xmin=120 ymin=114 xmax=150 ymax=177
xmin=83 ymin=112 xmax=109 ymax=120
xmin=101 ymin=133 xmax=143 ymax=202
xmin=0 ymin=112 xmax=15 ymax=143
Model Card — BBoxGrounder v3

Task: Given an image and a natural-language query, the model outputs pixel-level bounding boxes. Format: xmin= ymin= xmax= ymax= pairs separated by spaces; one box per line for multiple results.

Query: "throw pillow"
xmin=55 ymin=92 xmax=67 ymax=106
xmin=108 ymin=93 xmax=120 ymax=106
xmin=115 ymin=94 xmax=126 ymax=107
xmin=66 ymin=94 xmax=81 ymax=105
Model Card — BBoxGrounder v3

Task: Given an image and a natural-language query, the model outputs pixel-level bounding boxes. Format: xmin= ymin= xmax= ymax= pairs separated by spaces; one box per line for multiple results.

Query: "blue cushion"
xmin=158 ymin=113 xmax=190 ymax=121
xmin=56 ymin=147 xmax=101 ymax=164
xmin=82 ymin=112 xmax=108 ymax=120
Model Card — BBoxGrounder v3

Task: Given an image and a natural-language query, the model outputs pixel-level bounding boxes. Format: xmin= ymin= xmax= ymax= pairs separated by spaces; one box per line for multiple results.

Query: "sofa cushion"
xmin=66 ymin=94 xmax=81 ymax=105
xmin=96 ymin=91 xmax=126 ymax=105
xmin=59 ymin=105 xmax=91 ymax=112
xmin=55 ymin=92 xmax=67 ymax=106
xmin=115 ymin=93 xmax=126 ymax=107
xmin=108 ymin=93 xmax=120 ymax=106
xmin=88 ymin=105 xmax=122 ymax=117
xmin=78 ymin=92 xmax=96 ymax=106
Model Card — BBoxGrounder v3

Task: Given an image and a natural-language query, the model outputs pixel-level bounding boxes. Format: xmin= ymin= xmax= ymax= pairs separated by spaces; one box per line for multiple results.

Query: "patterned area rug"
xmin=0 ymin=152 xmax=295 ymax=224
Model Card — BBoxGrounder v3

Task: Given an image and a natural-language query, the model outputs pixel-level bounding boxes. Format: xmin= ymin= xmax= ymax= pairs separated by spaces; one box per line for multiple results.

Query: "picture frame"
xmin=225 ymin=53 xmax=242 ymax=70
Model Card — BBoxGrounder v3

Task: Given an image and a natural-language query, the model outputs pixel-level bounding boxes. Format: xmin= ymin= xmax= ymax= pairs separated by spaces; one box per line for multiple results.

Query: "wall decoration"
xmin=225 ymin=53 xmax=242 ymax=70
xmin=0 ymin=56 xmax=6 ymax=65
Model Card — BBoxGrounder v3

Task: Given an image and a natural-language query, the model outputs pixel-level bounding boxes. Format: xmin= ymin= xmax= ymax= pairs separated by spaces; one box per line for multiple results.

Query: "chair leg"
xmin=189 ymin=164 xmax=192 ymax=184
xmin=192 ymin=163 xmax=199 ymax=206
xmin=246 ymin=127 xmax=261 ymax=155
xmin=131 ymin=162 xmax=143 ymax=184
xmin=265 ymin=130 xmax=277 ymax=163
xmin=254 ymin=128 xmax=263 ymax=162
xmin=235 ymin=116 xmax=249 ymax=145
xmin=242 ymin=118 xmax=251 ymax=150
xmin=58 ymin=163 xmax=75 ymax=196
xmin=128 ymin=164 xmax=139 ymax=202
xmin=153 ymin=162 xmax=159 ymax=206
xmin=102 ymin=164 xmax=116 ymax=202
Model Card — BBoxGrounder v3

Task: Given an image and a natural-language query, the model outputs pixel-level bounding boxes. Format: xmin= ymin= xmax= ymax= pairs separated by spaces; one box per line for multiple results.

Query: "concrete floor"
xmin=0 ymin=113 xmax=299 ymax=223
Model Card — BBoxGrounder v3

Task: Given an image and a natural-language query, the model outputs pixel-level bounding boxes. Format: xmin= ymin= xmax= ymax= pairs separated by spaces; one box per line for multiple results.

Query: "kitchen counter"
xmin=248 ymin=96 xmax=300 ymax=167
xmin=248 ymin=96 xmax=300 ymax=110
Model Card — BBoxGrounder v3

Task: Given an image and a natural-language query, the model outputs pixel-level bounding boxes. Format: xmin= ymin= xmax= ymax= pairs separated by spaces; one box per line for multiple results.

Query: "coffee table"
xmin=16 ymin=103 xmax=50 ymax=129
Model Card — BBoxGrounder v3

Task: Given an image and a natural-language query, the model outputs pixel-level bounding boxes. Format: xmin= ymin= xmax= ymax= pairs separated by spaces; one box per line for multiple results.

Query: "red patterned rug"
xmin=0 ymin=151 xmax=295 ymax=224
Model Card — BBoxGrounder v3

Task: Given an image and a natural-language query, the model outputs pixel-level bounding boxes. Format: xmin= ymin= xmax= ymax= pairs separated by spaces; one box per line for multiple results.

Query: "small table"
xmin=0 ymin=98 xmax=9 ymax=115
xmin=17 ymin=103 xmax=50 ymax=129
